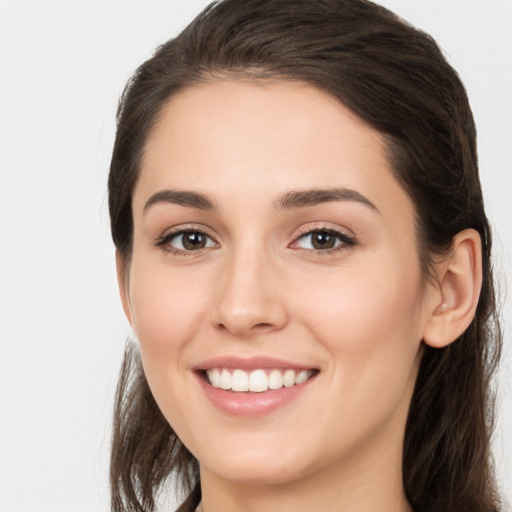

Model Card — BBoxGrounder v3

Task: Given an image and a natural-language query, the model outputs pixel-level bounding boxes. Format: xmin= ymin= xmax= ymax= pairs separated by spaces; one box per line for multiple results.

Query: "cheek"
xmin=295 ymin=252 xmax=425 ymax=397
xmin=299 ymin=252 xmax=423 ymax=335
xmin=127 ymin=254 xmax=210 ymax=363
xmin=284 ymin=259 xmax=425 ymax=462
xmin=126 ymin=255 xmax=213 ymax=440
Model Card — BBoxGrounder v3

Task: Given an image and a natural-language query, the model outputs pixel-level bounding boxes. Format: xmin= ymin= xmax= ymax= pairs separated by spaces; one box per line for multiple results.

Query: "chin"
xmin=193 ymin=433 xmax=321 ymax=486
xmin=202 ymin=454 xmax=311 ymax=486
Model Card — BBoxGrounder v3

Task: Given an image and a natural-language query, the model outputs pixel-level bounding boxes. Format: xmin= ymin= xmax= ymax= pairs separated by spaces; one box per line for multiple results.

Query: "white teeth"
xmin=268 ymin=369 xmax=283 ymax=390
xmin=220 ymin=369 xmax=231 ymax=390
xmin=249 ymin=369 xmax=268 ymax=392
xmin=283 ymin=369 xmax=295 ymax=388
xmin=209 ymin=368 xmax=221 ymax=387
xmin=231 ymin=369 xmax=249 ymax=391
xmin=295 ymin=370 xmax=309 ymax=384
xmin=205 ymin=368 xmax=314 ymax=392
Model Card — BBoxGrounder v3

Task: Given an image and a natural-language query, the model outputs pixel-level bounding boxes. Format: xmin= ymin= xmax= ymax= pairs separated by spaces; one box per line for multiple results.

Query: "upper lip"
xmin=193 ymin=356 xmax=318 ymax=371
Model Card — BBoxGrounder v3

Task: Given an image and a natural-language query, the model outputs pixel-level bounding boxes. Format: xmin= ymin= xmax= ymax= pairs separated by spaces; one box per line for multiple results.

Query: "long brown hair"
xmin=108 ymin=1 xmax=503 ymax=510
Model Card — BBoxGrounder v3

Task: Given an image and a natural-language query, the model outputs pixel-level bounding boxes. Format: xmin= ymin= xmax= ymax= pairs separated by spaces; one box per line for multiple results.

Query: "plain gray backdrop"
xmin=1 ymin=1 xmax=510 ymax=510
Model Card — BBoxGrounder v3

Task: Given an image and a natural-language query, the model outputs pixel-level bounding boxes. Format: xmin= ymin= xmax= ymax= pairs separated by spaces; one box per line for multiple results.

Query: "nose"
xmin=210 ymin=249 xmax=288 ymax=338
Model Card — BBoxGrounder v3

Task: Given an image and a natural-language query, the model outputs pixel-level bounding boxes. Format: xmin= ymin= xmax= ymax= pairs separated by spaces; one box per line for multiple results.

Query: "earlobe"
xmin=116 ymin=249 xmax=133 ymax=325
xmin=423 ymin=229 xmax=482 ymax=348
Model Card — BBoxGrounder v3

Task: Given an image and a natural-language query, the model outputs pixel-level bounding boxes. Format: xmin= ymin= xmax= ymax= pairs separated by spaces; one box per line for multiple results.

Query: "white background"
xmin=0 ymin=1 xmax=510 ymax=510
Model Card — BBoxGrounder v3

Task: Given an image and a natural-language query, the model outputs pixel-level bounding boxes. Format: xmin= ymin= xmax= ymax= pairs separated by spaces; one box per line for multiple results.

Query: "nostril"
xmin=254 ymin=322 xmax=273 ymax=329
xmin=214 ymin=321 xmax=275 ymax=336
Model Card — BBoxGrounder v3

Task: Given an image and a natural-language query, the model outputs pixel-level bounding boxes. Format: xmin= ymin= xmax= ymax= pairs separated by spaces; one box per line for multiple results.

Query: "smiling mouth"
xmin=203 ymin=368 xmax=318 ymax=393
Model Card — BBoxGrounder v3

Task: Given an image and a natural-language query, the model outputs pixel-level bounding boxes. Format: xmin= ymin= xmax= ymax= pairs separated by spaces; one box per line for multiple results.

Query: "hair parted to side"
xmin=108 ymin=1 xmax=502 ymax=511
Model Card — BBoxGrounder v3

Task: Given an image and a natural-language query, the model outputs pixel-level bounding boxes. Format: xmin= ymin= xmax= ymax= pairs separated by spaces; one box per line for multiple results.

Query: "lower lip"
xmin=195 ymin=373 xmax=316 ymax=417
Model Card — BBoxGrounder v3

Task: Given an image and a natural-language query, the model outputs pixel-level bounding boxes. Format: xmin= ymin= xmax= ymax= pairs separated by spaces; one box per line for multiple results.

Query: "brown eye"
xmin=182 ymin=232 xmax=207 ymax=250
xmin=160 ymin=230 xmax=217 ymax=252
xmin=293 ymin=229 xmax=355 ymax=252
xmin=310 ymin=231 xmax=336 ymax=250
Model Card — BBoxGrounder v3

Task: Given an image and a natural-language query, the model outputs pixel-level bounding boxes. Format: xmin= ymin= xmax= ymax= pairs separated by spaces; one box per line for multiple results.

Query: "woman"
xmin=108 ymin=0 xmax=503 ymax=510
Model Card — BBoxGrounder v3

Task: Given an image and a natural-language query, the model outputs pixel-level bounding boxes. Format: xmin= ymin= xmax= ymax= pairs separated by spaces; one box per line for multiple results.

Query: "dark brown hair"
xmin=108 ymin=1 xmax=502 ymax=510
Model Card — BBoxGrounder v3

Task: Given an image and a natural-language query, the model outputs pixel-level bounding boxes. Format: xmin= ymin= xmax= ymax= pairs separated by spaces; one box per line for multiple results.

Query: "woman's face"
xmin=121 ymin=80 xmax=435 ymax=486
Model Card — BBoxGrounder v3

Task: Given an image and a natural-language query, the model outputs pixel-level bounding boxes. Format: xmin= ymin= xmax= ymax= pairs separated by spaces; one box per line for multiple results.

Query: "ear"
xmin=116 ymin=249 xmax=133 ymax=325
xmin=423 ymin=229 xmax=482 ymax=348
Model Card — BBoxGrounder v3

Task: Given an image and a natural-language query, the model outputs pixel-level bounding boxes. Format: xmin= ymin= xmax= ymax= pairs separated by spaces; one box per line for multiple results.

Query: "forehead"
xmin=134 ymin=79 xmax=413 ymax=224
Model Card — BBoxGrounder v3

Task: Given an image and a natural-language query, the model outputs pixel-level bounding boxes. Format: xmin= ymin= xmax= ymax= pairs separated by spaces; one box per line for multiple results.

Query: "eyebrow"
xmin=143 ymin=189 xmax=218 ymax=213
xmin=274 ymin=188 xmax=379 ymax=212
xmin=143 ymin=187 xmax=379 ymax=214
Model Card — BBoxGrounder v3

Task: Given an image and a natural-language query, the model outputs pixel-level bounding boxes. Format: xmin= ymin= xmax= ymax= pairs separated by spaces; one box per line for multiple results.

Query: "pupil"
xmin=183 ymin=232 xmax=206 ymax=250
xmin=312 ymin=231 xmax=335 ymax=250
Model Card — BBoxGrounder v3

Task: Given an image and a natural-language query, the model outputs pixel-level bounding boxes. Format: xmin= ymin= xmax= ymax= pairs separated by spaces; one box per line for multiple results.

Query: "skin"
xmin=118 ymin=80 xmax=482 ymax=512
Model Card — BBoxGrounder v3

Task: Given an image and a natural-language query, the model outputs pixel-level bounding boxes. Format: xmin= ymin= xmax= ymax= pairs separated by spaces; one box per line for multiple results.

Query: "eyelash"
xmin=155 ymin=225 xmax=356 ymax=257
xmin=155 ymin=227 xmax=217 ymax=256
xmin=291 ymin=226 xmax=356 ymax=255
